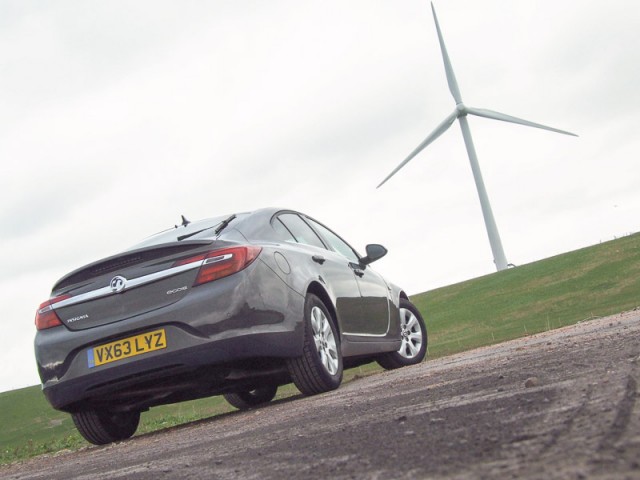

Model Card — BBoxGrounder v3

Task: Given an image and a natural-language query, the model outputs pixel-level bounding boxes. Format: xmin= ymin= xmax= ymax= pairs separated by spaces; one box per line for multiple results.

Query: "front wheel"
xmin=287 ymin=294 xmax=343 ymax=395
xmin=71 ymin=408 xmax=140 ymax=445
xmin=377 ymin=299 xmax=427 ymax=370
xmin=223 ymin=384 xmax=278 ymax=410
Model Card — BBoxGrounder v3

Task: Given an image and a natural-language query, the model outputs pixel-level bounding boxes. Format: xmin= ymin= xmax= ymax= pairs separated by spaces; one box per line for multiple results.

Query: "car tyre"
xmin=223 ymin=384 xmax=278 ymax=410
xmin=287 ymin=294 xmax=343 ymax=395
xmin=377 ymin=299 xmax=427 ymax=370
xmin=71 ymin=409 xmax=140 ymax=445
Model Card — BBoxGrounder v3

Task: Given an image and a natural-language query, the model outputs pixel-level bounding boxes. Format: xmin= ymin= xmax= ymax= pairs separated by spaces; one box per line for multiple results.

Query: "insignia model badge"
xmin=110 ymin=275 xmax=127 ymax=293
xmin=166 ymin=286 xmax=188 ymax=295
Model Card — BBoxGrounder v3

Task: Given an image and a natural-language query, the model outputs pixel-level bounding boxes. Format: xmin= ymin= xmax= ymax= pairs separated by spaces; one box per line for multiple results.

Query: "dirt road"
xmin=4 ymin=311 xmax=639 ymax=479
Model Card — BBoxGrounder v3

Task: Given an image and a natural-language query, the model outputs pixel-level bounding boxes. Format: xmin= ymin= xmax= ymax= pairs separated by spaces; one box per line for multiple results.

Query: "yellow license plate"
xmin=87 ymin=329 xmax=167 ymax=368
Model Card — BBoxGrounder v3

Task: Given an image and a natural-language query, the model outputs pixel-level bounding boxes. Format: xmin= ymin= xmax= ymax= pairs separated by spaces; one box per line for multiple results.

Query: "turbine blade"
xmin=466 ymin=106 xmax=578 ymax=137
xmin=377 ymin=109 xmax=458 ymax=188
xmin=431 ymin=2 xmax=462 ymax=104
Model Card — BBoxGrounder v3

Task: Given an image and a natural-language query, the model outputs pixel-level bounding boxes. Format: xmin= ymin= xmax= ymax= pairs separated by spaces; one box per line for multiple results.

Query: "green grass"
xmin=413 ymin=232 xmax=640 ymax=358
xmin=0 ymin=385 xmax=84 ymax=463
xmin=2 ymin=233 xmax=638 ymax=465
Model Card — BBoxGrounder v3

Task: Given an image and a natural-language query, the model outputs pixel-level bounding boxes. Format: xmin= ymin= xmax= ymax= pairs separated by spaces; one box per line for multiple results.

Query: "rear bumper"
xmin=42 ymin=327 xmax=301 ymax=411
xmin=35 ymin=258 xmax=305 ymax=411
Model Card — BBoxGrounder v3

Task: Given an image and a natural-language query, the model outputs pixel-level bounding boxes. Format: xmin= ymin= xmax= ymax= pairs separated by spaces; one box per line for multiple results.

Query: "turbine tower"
xmin=378 ymin=2 xmax=577 ymax=271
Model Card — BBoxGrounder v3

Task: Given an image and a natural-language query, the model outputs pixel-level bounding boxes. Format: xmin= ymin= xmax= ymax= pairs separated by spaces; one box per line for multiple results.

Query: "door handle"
xmin=349 ymin=263 xmax=365 ymax=277
xmin=312 ymin=255 xmax=326 ymax=265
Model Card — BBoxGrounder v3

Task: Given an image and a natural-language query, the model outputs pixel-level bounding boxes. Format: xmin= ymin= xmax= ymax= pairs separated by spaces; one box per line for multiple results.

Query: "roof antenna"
xmin=180 ymin=215 xmax=190 ymax=227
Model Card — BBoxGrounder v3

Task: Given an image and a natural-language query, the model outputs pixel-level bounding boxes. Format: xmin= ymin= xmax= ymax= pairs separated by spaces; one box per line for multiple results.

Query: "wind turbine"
xmin=378 ymin=2 xmax=577 ymax=271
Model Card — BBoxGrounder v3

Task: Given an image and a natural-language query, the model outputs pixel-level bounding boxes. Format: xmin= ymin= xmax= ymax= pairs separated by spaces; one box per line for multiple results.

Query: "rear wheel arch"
xmin=306 ymin=281 xmax=340 ymax=334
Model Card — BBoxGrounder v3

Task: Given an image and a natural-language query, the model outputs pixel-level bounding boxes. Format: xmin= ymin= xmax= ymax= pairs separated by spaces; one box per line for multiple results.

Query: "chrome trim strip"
xmin=51 ymin=260 xmax=205 ymax=310
xmin=342 ymin=331 xmax=389 ymax=338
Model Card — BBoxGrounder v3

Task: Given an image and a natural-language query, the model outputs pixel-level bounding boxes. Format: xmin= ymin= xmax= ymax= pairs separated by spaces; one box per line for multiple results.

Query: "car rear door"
xmin=274 ymin=213 xmax=365 ymax=332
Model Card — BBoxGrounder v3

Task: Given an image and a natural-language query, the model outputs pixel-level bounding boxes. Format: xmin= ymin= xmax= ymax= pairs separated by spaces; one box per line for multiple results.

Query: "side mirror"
xmin=360 ymin=244 xmax=388 ymax=266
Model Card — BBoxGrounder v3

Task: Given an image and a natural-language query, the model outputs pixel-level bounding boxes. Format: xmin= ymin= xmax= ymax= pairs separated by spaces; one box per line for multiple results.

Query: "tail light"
xmin=35 ymin=294 xmax=71 ymax=330
xmin=174 ymin=246 xmax=262 ymax=286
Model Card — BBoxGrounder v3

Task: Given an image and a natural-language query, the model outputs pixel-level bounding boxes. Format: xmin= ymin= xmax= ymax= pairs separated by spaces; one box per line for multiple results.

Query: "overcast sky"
xmin=1 ymin=0 xmax=639 ymax=393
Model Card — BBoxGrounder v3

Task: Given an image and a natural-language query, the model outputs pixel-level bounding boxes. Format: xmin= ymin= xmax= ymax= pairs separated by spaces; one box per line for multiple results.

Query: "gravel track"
xmin=4 ymin=310 xmax=639 ymax=479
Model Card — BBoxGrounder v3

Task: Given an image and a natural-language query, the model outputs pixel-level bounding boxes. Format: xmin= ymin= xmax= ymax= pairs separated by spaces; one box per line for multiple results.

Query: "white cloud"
xmin=1 ymin=0 xmax=639 ymax=391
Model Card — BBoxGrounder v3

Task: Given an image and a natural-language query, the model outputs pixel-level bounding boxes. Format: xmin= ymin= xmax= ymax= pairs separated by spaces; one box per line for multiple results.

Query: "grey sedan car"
xmin=34 ymin=208 xmax=427 ymax=444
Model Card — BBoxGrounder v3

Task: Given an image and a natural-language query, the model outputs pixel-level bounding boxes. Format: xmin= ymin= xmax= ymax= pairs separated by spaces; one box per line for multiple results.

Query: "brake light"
xmin=189 ymin=246 xmax=262 ymax=286
xmin=35 ymin=294 xmax=71 ymax=330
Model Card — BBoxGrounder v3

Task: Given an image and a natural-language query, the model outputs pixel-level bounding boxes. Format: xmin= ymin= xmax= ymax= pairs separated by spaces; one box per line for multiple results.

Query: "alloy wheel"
xmin=310 ymin=306 xmax=339 ymax=375
xmin=398 ymin=307 xmax=423 ymax=359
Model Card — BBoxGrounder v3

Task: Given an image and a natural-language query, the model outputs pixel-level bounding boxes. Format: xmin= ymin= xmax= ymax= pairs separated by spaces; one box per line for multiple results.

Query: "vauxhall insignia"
xmin=110 ymin=275 xmax=127 ymax=293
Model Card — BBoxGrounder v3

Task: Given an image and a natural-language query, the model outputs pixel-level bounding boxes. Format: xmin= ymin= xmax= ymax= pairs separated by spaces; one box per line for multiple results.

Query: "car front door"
xmin=304 ymin=217 xmax=391 ymax=336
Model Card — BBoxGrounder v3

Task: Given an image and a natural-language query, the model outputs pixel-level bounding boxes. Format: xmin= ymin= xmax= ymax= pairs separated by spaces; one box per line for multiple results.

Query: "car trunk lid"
xmin=50 ymin=240 xmax=227 ymax=331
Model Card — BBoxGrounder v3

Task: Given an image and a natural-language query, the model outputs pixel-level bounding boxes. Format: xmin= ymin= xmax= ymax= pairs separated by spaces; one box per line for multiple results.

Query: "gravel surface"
xmin=3 ymin=310 xmax=639 ymax=479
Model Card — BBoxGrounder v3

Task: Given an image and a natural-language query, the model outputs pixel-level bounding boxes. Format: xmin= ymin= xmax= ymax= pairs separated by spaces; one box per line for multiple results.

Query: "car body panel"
xmin=34 ymin=207 xmax=409 ymax=413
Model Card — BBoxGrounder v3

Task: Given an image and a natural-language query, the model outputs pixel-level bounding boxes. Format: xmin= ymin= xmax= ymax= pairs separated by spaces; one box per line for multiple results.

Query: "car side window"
xmin=276 ymin=214 xmax=326 ymax=249
xmin=305 ymin=218 xmax=360 ymax=263
xmin=272 ymin=218 xmax=297 ymax=242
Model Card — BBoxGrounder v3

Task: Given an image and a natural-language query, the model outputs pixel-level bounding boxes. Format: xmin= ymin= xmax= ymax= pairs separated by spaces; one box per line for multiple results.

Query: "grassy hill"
xmin=2 ymin=233 xmax=638 ymax=465
xmin=412 ymin=232 xmax=640 ymax=357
